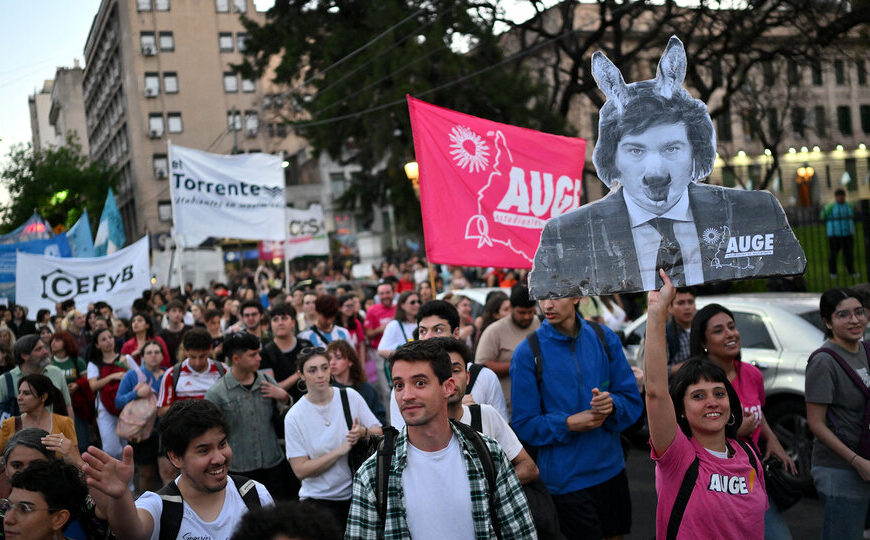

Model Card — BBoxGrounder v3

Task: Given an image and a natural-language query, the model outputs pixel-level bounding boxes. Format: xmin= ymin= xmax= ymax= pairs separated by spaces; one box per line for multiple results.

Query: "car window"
xmin=798 ymin=310 xmax=826 ymax=334
xmin=734 ymin=312 xmax=775 ymax=350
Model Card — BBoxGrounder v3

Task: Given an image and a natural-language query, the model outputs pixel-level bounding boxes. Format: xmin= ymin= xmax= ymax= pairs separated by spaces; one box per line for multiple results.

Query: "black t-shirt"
xmin=159 ymin=325 xmax=191 ymax=364
xmin=260 ymin=337 xmax=312 ymax=403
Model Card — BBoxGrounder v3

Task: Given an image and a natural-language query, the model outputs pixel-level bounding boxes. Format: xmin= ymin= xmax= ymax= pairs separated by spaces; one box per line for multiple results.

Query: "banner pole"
xmin=283 ymin=205 xmax=291 ymax=294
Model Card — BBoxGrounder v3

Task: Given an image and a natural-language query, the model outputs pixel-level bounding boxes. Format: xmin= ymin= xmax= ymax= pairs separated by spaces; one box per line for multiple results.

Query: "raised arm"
xmin=645 ymin=270 xmax=678 ymax=457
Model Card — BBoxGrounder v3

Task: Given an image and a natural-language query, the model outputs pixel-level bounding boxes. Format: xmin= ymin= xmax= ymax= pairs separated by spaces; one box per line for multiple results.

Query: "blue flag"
xmin=68 ymin=209 xmax=95 ymax=257
xmin=94 ymin=188 xmax=126 ymax=256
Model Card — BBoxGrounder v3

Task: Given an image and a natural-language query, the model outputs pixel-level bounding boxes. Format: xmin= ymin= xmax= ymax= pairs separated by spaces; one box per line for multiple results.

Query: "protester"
xmin=326 ymin=340 xmax=386 ymax=425
xmin=0 ymin=335 xmax=73 ymax=418
xmin=299 ymin=296 xmax=350 ymax=347
xmin=474 ymin=291 xmax=510 ymax=341
xmin=8 ymin=305 xmax=36 ymax=339
xmin=511 ymin=293 xmax=643 ymax=539
xmin=806 ymin=287 xmax=870 ymax=539
xmin=205 ymin=332 xmax=293 ymax=501
xmin=86 ymin=328 xmax=130 ymax=460
xmin=299 ymin=291 xmax=319 ymax=332
xmin=821 ymin=188 xmax=858 ymax=279
xmin=260 ymin=304 xmax=312 ymax=406
xmin=377 ymin=291 xmax=420 ymax=360
xmin=62 ymin=311 xmax=89 ymax=356
xmin=365 ymin=282 xmax=397 ymax=402
xmin=227 ymin=300 xmax=269 ymax=341
xmin=0 ymin=374 xmax=74 ymax=453
xmin=346 ymin=339 xmax=536 ymax=538
xmin=49 ymin=330 xmax=91 ymax=451
xmin=475 ymin=285 xmax=539 ymax=416
xmin=159 ymin=300 xmax=191 ymax=364
xmin=120 ymin=312 xmax=170 ymax=368
xmin=4 ymin=458 xmax=89 ymax=540
xmin=231 ymin=501 xmax=342 ymax=540
xmin=416 ymin=281 xmax=434 ymax=304
xmin=0 ymin=328 xmax=15 ymax=351
xmin=283 ymin=346 xmax=382 ymax=529
xmin=337 ymin=294 xmax=366 ymax=364
xmin=157 ymin=328 xmax=226 ymax=414
xmin=690 ymin=302 xmax=796 ymax=536
xmin=644 ymin=270 xmax=767 ymax=538
xmin=448 ymin=294 xmax=476 ymax=347
xmin=82 ymin=399 xmax=273 ymax=539
xmin=114 ymin=340 xmax=165 ymax=493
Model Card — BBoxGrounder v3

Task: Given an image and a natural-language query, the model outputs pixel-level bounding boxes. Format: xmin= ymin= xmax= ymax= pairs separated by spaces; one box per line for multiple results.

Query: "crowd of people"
xmin=0 ymin=257 xmax=863 ymax=539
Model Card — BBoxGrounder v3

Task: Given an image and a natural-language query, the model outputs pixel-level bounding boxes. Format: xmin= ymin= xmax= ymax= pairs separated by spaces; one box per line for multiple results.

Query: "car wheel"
xmin=765 ymin=399 xmax=815 ymax=493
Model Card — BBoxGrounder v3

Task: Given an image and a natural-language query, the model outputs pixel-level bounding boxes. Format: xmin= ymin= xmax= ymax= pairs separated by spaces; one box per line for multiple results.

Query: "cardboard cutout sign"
xmin=529 ymin=37 xmax=806 ymax=298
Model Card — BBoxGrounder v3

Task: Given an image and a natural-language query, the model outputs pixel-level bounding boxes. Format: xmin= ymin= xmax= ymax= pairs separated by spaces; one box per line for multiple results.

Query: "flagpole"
xmin=167 ymin=140 xmax=184 ymax=289
xmin=283 ymin=205 xmax=291 ymax=294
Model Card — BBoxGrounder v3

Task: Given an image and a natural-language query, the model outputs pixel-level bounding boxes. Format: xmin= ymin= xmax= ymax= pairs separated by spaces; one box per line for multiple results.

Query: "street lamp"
xmin=404 ymin=161 xmax=419 ymax=192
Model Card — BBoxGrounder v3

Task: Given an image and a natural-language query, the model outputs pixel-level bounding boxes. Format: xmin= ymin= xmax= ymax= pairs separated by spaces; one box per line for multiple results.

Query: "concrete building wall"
xmin=28 ymin=81 xmax=54 ymax=151
xmin=49 ymin=65 xmax=89 ymax=155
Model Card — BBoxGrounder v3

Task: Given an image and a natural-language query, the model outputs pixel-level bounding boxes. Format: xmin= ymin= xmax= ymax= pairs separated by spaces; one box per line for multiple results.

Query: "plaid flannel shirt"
xmin=345 ymin=422 xmax=537 ymax=539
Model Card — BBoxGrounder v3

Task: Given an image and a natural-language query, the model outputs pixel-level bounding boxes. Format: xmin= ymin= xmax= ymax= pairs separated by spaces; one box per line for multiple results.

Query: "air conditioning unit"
xmin=142 ymin=46 xmax=156 ymax=56
xmin=156 ymin=169 xmax=168 ymax=179
xmin=149 ymin=129 xmax=162 ymax=139
xmin=144 ymin=87 xmax=158 ymax=97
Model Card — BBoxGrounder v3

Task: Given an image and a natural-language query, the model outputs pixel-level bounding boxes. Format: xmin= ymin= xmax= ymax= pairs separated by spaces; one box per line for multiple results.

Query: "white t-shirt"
xmin=378 ymin=320 xmax=417 ymax=352
xmin=458 ymin=404 xmax=523 ymax=460
xmin=390 ymin=366 xmax=509 ymax=428
xmin=403 ymin=435 xmax=475 ymax=540
xmin=87 ymin=355 xmax=136 ymax=416
xmin=135 ymin=476 xmax=273 ymax=540
xmin=284 ymin=387 xmax=381 ymax=501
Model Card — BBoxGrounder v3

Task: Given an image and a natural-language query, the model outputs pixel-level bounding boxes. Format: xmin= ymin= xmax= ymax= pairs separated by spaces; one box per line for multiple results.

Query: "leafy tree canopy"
xmin=0 ymin=135 xmax=118 ymax=233
xmin=236 ymin=0 xmax=572 ymax=229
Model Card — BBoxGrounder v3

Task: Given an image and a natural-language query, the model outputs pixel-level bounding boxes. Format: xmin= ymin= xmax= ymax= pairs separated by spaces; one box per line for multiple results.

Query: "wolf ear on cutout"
xmin=591 ymin=51 xmax=629 ymax=115
xmin=655 ymin=36 xmax=687 ymax=100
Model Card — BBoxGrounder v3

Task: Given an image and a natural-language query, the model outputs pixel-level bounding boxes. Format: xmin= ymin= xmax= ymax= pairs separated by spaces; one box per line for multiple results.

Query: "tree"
xmin=0 ymin=135 xmax=118 ymax=233
xmin=235 ymin=0 xmax=571 ymax=230
xmin=494 ymin=0 xmax=870 ymax=191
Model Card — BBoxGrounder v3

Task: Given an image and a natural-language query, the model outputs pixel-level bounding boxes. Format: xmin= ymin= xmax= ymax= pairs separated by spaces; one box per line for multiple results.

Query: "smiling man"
xmin=529 ymin=36 xmax=805 ymax=297
xmin=82 ymin=399 xmax=273 ymax=540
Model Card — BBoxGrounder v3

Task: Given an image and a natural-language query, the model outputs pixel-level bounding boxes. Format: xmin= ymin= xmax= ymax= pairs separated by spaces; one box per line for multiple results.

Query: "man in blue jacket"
xmin=510 ymin=297 xmax=643 ymax=540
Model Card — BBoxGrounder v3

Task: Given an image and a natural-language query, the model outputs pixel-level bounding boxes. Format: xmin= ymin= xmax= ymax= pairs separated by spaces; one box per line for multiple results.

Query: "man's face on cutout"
xmin=616 ymin=122 xmax=694 ymax=215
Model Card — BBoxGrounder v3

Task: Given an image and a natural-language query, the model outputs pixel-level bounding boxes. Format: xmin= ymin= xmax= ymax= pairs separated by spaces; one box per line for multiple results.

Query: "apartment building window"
xmin=811 ymin=61 xmax=823 ymax=86
xmin=835 ymin=59 xmax=846 ymax=85
xmin=167 ymin=113 xmax=183 ymax=133
xmin=787 ymin=61 xmax=800 ymax=86
xmin=155 ymin=0 xmax=170 ymax=10
xmin=164 ymin=72 xmax=179 ymax=93
xmin=241 ymin=78 xmax=255 ymax=93
xmin=153 ymin=154 xmax=169 ymax=179
xmin=838 ymin=106 xmax=853 ymax=135
xmin=233 ymin=0 xmax=247 ymax=13
xmin=861 ymin=105 xmax=870 ymax=134
xmin=741 ymin=109 xmax=757 ymax=141
xmin=859 ymin=61 xmax=867 ymax=86
xmin=218 ymin=33 xmax=233 ymax=52
xmin=137 ymin=0 xmax=152 ymax=11
xmin=158 ymin=200 xmax=173 ymax=222
xmin=791 ymin=107 xmax=806 ymax=139
xmin=762 ymin=61 xmax=775 ymax=87
xmin=144 ymin=73 xmax=160 ymax=97
xmin=159 ymin=32 xmax=174 ymax=52
xmin=223 ymin=73 xmax=238 ymax=92
xmin=148 ymin=114 xmax=164 ymax=137
xmin=722 ymin=166 xmax=736 ymax=188
xmin=767 ymin=107 xmax=778 ymax=135
xmin=845 ymin=158 xmax=858 ymax=191
xmin=140 ymin=32 xmax=157 ymax=55
xmin=814 ymin=105 xmax=827 ymax=136
xmin=276 ymin=123 xmax=287 ymax=137
xmin=717 ymin=107 xmax=733 ymax=142
xmin=215 ymin=0 xmax=229 ymax=12
xmin=244 ymin=111 xmax=259 ymax=136
xmin=227 ymin=110 xmax=241 ymax=131
xmin=237 ymin=32 xmax=248 ymax=52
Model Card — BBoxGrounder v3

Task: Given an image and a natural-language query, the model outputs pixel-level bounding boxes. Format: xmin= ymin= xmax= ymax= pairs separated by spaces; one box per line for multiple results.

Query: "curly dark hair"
xmin=230 ymin=501 xmax=342 ymax=540
xmin=9 ymin=458 xmax=88 ymax=525
xmin=158 ymin=399 xmax=229 ymax=458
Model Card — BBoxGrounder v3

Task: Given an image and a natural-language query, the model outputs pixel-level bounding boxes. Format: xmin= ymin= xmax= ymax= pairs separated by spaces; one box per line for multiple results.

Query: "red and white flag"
xmin=407 ymin=96 xmax=586 ymax=269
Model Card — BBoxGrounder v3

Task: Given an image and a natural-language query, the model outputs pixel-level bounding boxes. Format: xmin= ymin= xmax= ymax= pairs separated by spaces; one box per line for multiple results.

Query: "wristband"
xmin=851 ymin=453 xmax=860 ymax=466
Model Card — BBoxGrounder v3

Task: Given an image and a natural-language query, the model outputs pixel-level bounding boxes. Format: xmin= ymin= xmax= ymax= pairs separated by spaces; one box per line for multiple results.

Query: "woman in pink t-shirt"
xmin=645 ymin=271 xmax=768 ymax=539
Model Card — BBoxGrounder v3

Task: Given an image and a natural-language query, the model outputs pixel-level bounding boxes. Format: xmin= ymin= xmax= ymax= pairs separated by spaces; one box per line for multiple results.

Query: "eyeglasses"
xmin=0 ymin=498 xmax=56 ymax=517
xmin=407 ymin=300 xmax=420 ymax=305
xmin=833 ymin=308 xmax=868 ymax=320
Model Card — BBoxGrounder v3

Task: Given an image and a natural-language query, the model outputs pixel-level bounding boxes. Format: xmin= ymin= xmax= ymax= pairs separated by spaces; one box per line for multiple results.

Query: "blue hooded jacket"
xmin=510 ymin=314 xmax=643 ymax=494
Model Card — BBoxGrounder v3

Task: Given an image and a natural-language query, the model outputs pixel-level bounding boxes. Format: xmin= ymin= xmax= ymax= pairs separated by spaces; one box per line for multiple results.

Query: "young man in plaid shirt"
xmin=345 ymin=339 xmax=536 ymax=539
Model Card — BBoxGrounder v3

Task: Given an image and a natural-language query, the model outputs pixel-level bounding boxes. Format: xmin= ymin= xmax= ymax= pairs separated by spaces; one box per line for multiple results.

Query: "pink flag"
xmin=408 ymin=96 xmax=586 ymax=269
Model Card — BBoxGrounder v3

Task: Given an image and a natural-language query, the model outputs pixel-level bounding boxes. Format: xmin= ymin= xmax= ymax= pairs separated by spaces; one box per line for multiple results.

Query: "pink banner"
xmin=408 ymin=96 xmax=586 ymax=269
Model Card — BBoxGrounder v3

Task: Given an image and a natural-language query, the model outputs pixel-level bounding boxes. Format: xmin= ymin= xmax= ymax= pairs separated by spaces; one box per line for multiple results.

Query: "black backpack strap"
xmin=527 ymin=332 xmax=545 ymax=414
xmin=339 ymin=387 xmax=353 ymax=430
xmin=451 ymin=419 xmax=502 ymax=540
xmin=469 ymin=404 xmax=483 ymax=433
xmin=735 ymin=439 xmax=761 ymax=479
xmin=311 ymin=325 xmax=331 ymax=345
xmin=587 ymin=320 xmax=614 ymax=364
xmin=214 ymin=360 xmax=226 ymax=377
xmin=376 ymin=426 xmax=399 ymax=532
xmin=466 ymin=364 xmax=484 ymax=395
xmin=666 ymin=456 xmax=699 ymax=540
xmin=171 ymin=361 xmax=183 ymax=400
xmin=230 ymin=475 xmax=262 ymax=510
xmin=156 ymin=481 xmax=184 ymax=540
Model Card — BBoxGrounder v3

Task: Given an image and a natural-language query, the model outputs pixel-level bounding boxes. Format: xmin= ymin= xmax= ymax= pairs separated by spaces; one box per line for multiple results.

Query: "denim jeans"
xmin=813 ymin=465 xmax=870 ymax=540
xmin=764 ymin=496 xmax=792 ymax=540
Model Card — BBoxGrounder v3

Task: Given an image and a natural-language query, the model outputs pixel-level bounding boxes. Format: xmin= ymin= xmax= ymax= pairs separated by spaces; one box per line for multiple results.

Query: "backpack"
xmin=98 ymin=357 xmax=128 ymax=417
xmin=808 ymin=343 xmax=870 ymax=459
xmin=466 ymin=364 xmax=485 ymax=395
xmin=171 ymin=360 xmax=226 ymax=400
xmin=156 ymin=475 xmax=262 ymax=540
xmin=374 ymin=420 xmax=501 ymax=539
xmin=0 ymin=372 xmax=19 ymax=422
xmin=339 ymin=387 xmax=380 ymax=473
xmin=666 ymin=439 xmax=761 ymax=540
xmin=116 ymin=366 xmax=158 ymax=443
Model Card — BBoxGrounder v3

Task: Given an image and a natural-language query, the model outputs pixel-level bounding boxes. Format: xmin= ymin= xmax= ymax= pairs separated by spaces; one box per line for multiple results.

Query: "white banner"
xmin=286 ymin=204 xmax=330 ymax=259
xmin=168 ymin=144 xmax=286 ymax=247
xmin=15 ymin=236 xmax=151 ymax=313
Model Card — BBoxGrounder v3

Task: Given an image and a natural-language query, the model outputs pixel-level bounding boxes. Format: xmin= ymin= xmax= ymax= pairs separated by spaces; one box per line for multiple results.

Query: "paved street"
xmin=623 ymin=447 xmax=825 ymax=539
